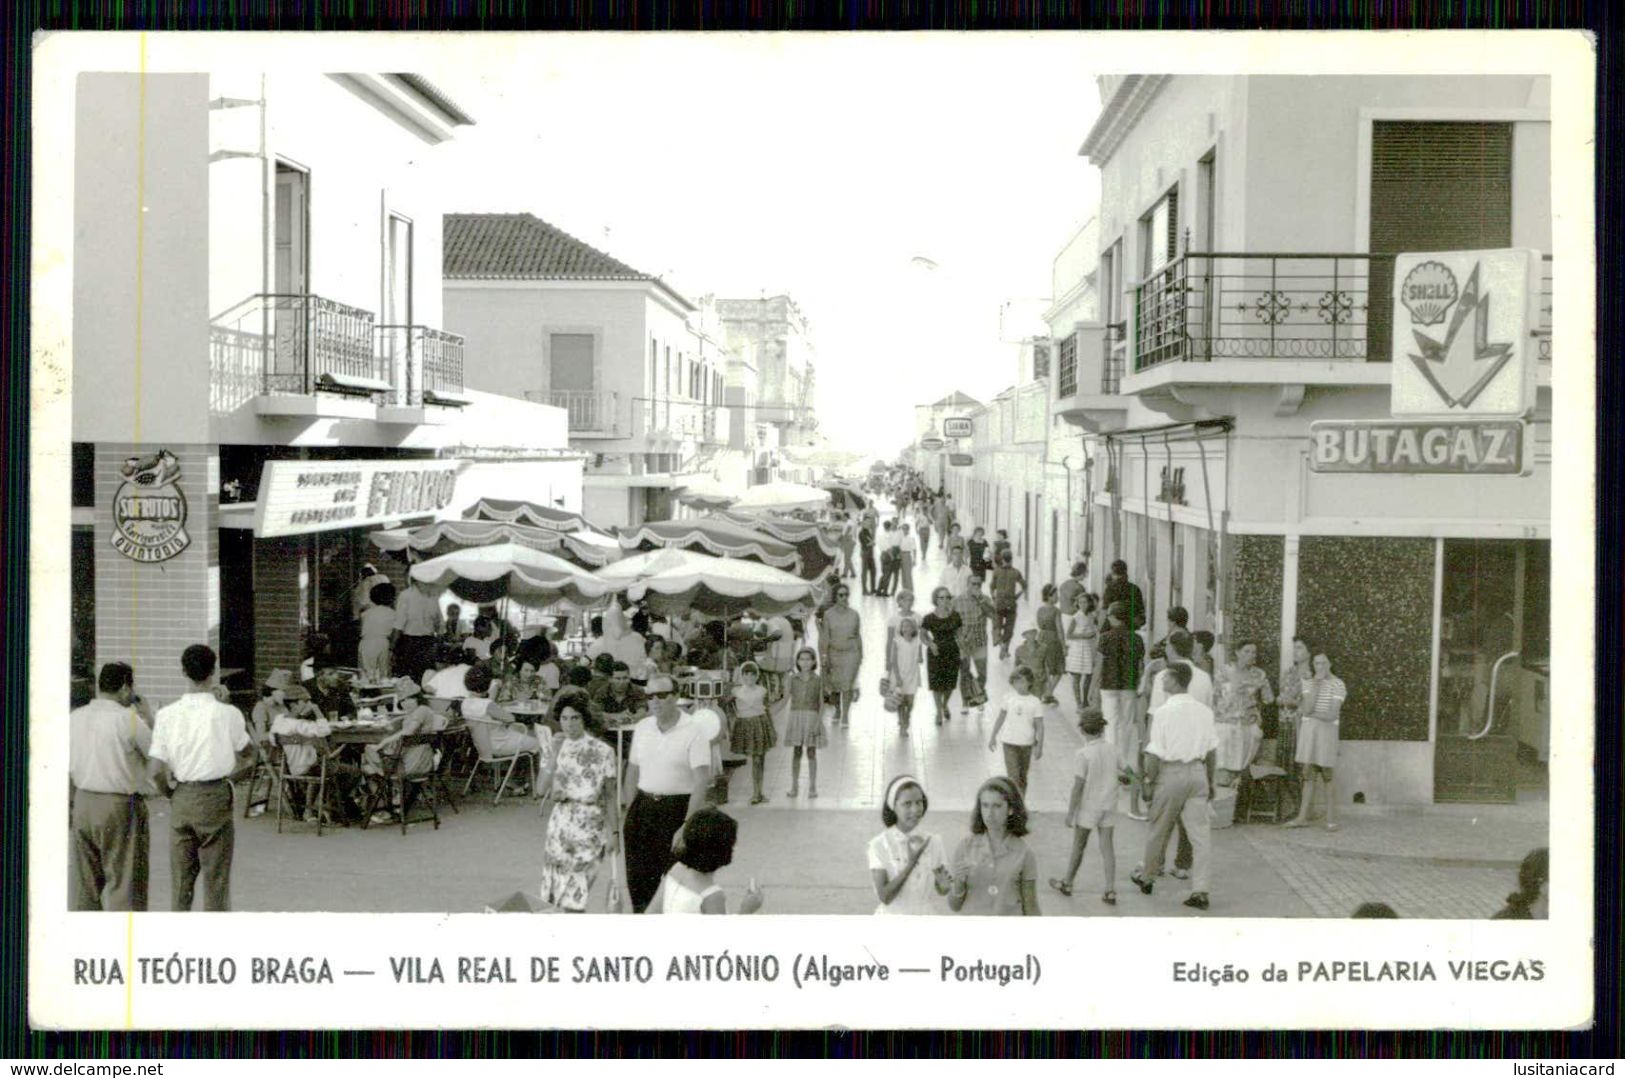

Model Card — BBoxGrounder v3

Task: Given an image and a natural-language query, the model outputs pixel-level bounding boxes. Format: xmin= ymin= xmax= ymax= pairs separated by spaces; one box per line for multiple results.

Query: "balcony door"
xmin=383 ymin=212 xmax=413 ymax=399
xmin=1368 ymin=121 xmax=1513 ymax=362
xmin=273 ymin=163 xmax=309 ymax=388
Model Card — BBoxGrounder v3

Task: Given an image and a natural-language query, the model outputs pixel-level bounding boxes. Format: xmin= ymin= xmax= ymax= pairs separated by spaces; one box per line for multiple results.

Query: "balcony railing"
xmin=377 ymin=324 xmax=466 ymax=406
xmin=1132 ymin=252 xmax=1554 ymax=374
xmin=633 ymin=398 xmax=730 ymax=441
xmin=528 ymin=389 xmax=621 ymax=434
xmin=209 ymin=293 xmax=385 ymax=411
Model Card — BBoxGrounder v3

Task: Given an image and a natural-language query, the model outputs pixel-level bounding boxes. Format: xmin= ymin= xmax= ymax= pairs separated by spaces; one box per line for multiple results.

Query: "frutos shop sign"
xmin=254 ymin=459 xmax=461 ymax=538
xmin=112 ymin=449 xmax=191 ymax=563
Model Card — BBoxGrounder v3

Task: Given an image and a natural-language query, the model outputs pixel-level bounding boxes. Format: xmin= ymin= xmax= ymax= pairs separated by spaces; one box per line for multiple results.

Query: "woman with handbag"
xmin=889 ymin=617 xmax=925 ymax=735
xmin=818 ymin=584 xmax=863 ymax=728
xmin=536 ymin=690 xmax=618 ymax=913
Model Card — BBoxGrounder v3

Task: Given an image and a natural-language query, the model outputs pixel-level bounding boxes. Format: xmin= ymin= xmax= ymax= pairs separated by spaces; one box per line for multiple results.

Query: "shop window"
xmin=70 ymin=528 xmax=95 ymax=701
xmin=72 ymin=443 xmax=94 ymax=507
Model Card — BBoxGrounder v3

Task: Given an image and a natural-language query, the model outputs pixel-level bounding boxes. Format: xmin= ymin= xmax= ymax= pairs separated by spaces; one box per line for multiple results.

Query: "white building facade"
xmin=1059 ymin=74 xmax=1553 ymax=806
xmin=68 ymin=73 xmax=581 ymax=704
xmin=443 ymin=214 xmax=733 ymax=530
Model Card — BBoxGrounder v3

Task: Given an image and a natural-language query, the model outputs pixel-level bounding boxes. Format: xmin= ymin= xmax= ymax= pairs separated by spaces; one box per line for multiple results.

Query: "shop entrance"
xmin=1434 ymin=538 xmax=1549 ymax=803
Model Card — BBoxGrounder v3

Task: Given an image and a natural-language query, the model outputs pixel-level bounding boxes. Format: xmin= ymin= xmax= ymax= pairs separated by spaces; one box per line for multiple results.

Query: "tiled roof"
xmin=932 ymin=391 xmax=983 ymax=409
xmin=444 ymin=213 xmax=655 ymax=281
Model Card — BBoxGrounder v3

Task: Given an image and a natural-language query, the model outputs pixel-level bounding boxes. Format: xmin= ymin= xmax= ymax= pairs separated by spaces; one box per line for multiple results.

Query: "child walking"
xmin=783 ymin=648 xmax=827 ymax=799
xmin=729 ymin=662 xmax=776 ymax=804
xmin=890 ymin=617 xmax=925 ymax=735
xmin=1049 ymin=709 xmax=1120 ymax=905
xmin=987 ymin=665 xmax=1046 ymax=797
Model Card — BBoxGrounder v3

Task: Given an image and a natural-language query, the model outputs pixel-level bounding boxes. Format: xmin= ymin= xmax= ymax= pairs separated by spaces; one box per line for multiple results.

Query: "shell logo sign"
xmin=1391 ymin=248 xmax=1539 ymax=418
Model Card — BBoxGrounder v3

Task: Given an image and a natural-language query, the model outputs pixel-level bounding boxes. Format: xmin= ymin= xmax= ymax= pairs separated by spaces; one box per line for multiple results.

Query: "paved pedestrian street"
xmin=132 ymin=517 xmax=1546 ymax=919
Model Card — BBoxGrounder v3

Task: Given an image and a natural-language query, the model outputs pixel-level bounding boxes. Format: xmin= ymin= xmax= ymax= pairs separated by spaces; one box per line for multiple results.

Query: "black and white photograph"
xmin=29 ymin=30 xmax=1593 ymax=1029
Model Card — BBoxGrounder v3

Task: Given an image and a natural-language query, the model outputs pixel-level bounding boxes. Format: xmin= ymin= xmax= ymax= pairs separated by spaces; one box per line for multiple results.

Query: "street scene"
xmin=58 ymin=43 xmax=1555 ymax=923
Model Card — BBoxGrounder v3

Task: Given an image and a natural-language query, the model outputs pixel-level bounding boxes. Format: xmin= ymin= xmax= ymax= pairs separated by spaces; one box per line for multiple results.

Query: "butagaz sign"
xmin=112 ymin=450 xmax=190 ymax=563
xmin=943 ymin=417 xmax=974 ymax=439
xmin=1308 ymin=420 xmax=1524 ymax=475
xmin=1391 ymin=248 xmax=1540 ymax=418
xmin=948 ymin=453 xmax=974 ymax=467
xmin=920 ymin=437 xmax=945 ymax=451
xmin=255 ymin=459 xmax=461 ymax=538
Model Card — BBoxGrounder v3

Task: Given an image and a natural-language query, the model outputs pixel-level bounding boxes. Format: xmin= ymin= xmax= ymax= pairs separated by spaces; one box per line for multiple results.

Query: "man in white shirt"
xmin=1130 ymin=662 xmax=1218 ymax=911
xmin=69 ymin=662 xmax=154 ymax=910
xmin=1139 ymin=629 xmax=1211 ymax=876
xmin=621 ymin=675 xmax=712 ymax=913
xmin=149 ymin=645 xmax=253 ymax=912
xmin=938 ymin=546 xmax=972 ymax=600
xmin=1145 ymin=631 xmax=1213 ymax=714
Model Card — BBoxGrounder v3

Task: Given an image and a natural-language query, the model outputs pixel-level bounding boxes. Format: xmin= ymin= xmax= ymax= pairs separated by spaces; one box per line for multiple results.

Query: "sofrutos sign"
xmin=111 ymin=450 xmax=191 ymax=562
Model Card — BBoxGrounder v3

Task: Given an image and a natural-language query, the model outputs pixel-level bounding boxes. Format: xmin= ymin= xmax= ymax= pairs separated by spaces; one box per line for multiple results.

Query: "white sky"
xmin=421 ymin=35 xmax=1103 ymax=455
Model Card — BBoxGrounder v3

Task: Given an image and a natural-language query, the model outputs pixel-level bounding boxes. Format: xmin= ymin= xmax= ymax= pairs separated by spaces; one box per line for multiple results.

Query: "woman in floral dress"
xmin=537 ymin=689 xmax=618 ymax=913
xmin=1216 ymin=641 xmax=1275 ymax=785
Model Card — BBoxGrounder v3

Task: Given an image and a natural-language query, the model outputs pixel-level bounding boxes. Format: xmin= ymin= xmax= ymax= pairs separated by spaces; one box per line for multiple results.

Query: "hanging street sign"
xmin=943 ymin=417 xmax=974 ymax=438
xmin=1308 ymin=420 xmax=1525 ymax=475
xmin=920 ymin=437 xmax=945 ymax=451
xmin=948 ymin=453 xmax=974 ymax=467
xmin=1391 ymin=248 xmax=1540 ymax=419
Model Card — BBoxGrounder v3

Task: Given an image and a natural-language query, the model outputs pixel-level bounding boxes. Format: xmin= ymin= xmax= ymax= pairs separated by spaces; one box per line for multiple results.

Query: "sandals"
xmin=1130 ymin=870 xmax=1154 ymax=895
xmin=1102 ymin=891 xmax=1117 ymax=906
xmin=1048 ymin=878 xmax=1074 ymax=897
xmin=750 ymin=794 xmax=769 ymax=805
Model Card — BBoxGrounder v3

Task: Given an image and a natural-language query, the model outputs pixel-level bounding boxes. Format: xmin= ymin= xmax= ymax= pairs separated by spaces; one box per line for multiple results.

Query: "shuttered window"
xmin=1032 ymin=342 xmax=1051 ymax=379
xmin=1057 ymin=334 xmax=1078 ymax=397
xmin=1368 ymin=121 xmax=1513 ymax=361
xmin=1140 ymin=188 xmax=1179 ymax=277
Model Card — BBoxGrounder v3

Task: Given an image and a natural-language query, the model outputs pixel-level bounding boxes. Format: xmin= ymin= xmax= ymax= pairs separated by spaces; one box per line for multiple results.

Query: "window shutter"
xmin=1368 ymin=121 xmax=1513 ymax=362
xmin=1165 ymin=189 xmax=1180 ymax=262
xmin=1370 ymin=121 xmax=1512 ymax=252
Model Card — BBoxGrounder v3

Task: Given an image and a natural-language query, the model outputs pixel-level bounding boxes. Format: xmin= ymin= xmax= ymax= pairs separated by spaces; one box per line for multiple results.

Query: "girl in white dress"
xmin=658 ymin=808 xmax=765 ymax=914
xmin=866 ymin=775 xmax=951 ymax=915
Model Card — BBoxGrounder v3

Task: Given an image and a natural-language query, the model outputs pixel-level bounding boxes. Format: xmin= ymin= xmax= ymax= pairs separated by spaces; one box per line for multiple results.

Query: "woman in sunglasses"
xmin=819 ymin=584 xmax=863 ymax=728
xmin=920 ymin=587 xmax=964 ymax=727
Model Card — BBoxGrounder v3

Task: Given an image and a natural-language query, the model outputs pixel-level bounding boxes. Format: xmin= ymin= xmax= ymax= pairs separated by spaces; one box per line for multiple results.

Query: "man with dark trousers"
xmin=859 ymin=519 xmax=878 ymax=596
xmin=70 ymin=662 xmax=154 ymax=910
xmin=149 ymin=645 xmax=253 ymax=911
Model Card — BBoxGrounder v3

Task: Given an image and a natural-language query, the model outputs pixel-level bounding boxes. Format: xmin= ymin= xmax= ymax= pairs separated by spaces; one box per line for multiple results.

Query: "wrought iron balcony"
xmin=1132 ymin=252 xmax=1554 ymax=374
xmin=527 ymin=389 xmax=621 ymax=435
xmin=209 ymin=293 xmax=386 ymax=413
xmin=376 ymin=324 xmax=467 ymax=407
xmin=637 ymin=397 xmax=707 ymax=440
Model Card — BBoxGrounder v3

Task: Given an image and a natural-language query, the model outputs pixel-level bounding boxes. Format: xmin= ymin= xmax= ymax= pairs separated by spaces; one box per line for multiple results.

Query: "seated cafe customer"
xmin=591 ymin=662 xmax=647 ymax=722
xmin=303 ymin=664 xmax=357 ymax=722
xmin=268 ymin=683 xmax=333 ymax=823
xmin=362 ymin=675 xmax=449 ymax=824
xmin=461 ymin=665 xmax=543 ymax=770
xmin=426 ymin=648 xmax=475 ymax=700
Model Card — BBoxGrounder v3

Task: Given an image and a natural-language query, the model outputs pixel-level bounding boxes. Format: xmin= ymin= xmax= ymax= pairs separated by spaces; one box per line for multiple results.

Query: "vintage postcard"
xmin=28 ymin=29 xmax=1594 ymax=1029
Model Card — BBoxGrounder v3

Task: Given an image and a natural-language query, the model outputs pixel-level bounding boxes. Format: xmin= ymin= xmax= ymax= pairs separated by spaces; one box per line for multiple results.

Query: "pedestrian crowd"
xmin=68 ymin=466 xmax=1545 ymax=921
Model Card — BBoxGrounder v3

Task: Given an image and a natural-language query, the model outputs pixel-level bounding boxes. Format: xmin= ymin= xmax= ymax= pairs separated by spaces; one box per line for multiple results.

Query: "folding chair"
xmin=462 ymin=717 xmax=537 ymax=806
xmin=238 ymin=741 xmax=279 ymax=819
xmin=361 ymin=732 xmax=442 ymax=833
xmin=273 ymin=733 xmax=330 ymax=836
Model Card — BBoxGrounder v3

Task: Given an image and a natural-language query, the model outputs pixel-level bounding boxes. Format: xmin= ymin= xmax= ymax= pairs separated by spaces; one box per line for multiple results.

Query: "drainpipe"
xmin=1059 ymin=456 xmax=1074 ymax=568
